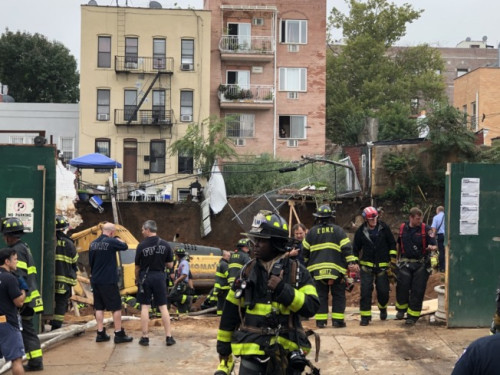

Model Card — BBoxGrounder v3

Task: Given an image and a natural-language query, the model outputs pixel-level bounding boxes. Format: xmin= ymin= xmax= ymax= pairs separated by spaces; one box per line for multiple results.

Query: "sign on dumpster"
xmin=5 ymin=197 xmax=34 ymax=232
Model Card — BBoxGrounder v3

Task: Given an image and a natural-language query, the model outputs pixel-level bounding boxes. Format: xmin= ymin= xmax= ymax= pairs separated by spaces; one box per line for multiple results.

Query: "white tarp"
xmin=204 ymin=163 xmax=227 ymax=214
xmin=56 ymin=160 xmax=83 ymax=228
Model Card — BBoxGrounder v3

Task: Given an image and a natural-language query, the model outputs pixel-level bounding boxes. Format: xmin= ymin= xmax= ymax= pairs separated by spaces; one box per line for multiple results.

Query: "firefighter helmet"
xmin=175 ymin=248 xmax=186 ymax=257
xmin=245 ymin=211 xmax=289 ymax=252
xmin=236 ymin=238 xmax=249 ymax=249
xmin=1 ymin=217 xmax=25 ymax=236
xmin=313 ymin=205 xmax=335 ymax=218
xmin=362 ymin=206 xmax=378 ymax=220
xmin=55 ymin=215 xmax=69 ymax=230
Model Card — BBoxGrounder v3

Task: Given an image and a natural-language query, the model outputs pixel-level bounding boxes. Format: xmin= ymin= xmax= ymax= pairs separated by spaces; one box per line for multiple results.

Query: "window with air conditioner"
xmin=181 ymin=39 xmax=194 ymax=69
xmin=225 ymin=113 xmax=255 ymax=138
xmin=125 ymin=37 xmax=138 ymax=68
xmin=153 ymin=38 xmax=166 ymax=70
xmin=279 ymin=115 xmax=306 ymax=140
xmin=280 ymin=20 xmax=307 ymax=44
xmin=177 ymin=189 xmax=190 ymax=202
xmin=252 ymin=18 xmax=264 ymax=26
xmin=98 ymin=36 xmax=111 ymax=68
xmin=279 ymin=68 xmax=307 ymax=92
xmin=287 ymin=139 xmax=298 ymax=148
xmin=97 ymin=89 xmax=110 ymax=120
xmin=180 ymin=91 xmax=193 ymax=121
xmin=150 ymin=140 xmax=166 ymax=173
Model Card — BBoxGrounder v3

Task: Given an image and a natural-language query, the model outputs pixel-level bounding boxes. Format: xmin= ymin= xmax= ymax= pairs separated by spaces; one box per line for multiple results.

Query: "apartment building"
xmin=204 ymin=0 xmax=326 ymax=159
xmin=80 ymin=4 xmax=211 ymax=200
xmin=454 ymin=67 xmax=500 ymax=145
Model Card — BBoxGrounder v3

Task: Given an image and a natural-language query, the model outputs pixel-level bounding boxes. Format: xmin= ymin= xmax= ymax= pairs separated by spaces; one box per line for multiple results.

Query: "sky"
xmin=1 ymin=0 xmax=499 ymax=67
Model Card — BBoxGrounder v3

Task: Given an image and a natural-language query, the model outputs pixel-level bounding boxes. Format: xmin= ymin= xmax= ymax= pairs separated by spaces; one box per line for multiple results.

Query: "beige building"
xmin=80 ymin=4 xmax=211 ymax=200
xmin=454 ymin=67 xmax=500 ymax=145
xmin=204 ymin=0 xmax=326 ymax=159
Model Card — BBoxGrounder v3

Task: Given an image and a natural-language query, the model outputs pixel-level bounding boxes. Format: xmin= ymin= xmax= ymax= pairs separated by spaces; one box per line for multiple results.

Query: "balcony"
xmin=218 ymin=84 xmax=274 ymax=110
xmin=219 ymin=36 xmax=274 ymax=62
xmin=115 ymin=56 xmax=174 ymax=74
xmin=114 ymin=109 xmax=174 ymax=127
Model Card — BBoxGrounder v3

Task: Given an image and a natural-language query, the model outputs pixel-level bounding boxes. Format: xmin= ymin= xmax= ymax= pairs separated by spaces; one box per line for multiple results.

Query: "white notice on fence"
xmin=459 ymin=178 xmax=480 ymax=235
xmin=6 ymin=198 xmax=35 ymax=233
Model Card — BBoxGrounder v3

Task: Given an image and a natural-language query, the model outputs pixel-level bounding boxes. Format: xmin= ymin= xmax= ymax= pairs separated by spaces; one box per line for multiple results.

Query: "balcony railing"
xmin=114 ymin=109 xmax=174 ymax=126
xmin=115 ymin=56 xmax=174 ymax=73
xmin=219 ymin=36 xmax=274 ymax=54
xmin=218 ymin=84 xmax=274 ymax=103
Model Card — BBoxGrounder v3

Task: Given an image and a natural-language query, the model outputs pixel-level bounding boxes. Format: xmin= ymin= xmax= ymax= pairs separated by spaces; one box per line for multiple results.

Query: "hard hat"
xmin=313 ymin=205 xmax=335 ymax=218
xmin=362 ymin=206 xmax=378 ymax=220
xmin=1 ymin=217 xmax=25 ymax=236
xmin=236 ymin=238 xmax=249 ymax=249
xmin=55 ymin=215 xmax=69 ymax=230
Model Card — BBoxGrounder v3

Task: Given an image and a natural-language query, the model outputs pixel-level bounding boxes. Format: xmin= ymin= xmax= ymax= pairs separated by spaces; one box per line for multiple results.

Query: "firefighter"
xmin=491 ymin=287 xmax=500 ymax=334
xmin=353 ymin=206 xmax=397 ymax=326
xmin=1 ymin=217 xmax=44 ymax=371
xmin=51 ymin=215 xmax=78 ymax=331
xmin=303 ymin=205 xmax=359 ymax=328
xmin=213 ymin=250 xmax=231 ymax=315
xmin=169 ymin=248 xmax=192 ymax=313
xmin=395 ymin=207 xmax=437 ymax=325
xmin=215 ymin=211 xmax=320 ymax=375
xmin=227 ymin=238 xmax=251 ymax=286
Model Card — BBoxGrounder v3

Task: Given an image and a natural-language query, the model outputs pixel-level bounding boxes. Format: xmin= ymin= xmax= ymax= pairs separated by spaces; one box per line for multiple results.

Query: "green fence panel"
xmin=447 ymin=163 xmax=500 ymax=327
xmin=0 ymin=144 xmax=56 ymax=332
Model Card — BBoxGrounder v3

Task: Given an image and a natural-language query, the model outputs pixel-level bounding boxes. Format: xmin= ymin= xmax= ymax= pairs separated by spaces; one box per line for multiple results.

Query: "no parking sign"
xmin=6 ymin=197 xmax=34 ymax=232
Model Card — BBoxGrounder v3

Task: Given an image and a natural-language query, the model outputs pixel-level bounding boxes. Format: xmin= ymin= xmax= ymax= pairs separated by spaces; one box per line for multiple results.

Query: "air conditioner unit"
xmin=125 ymin=62 xmax=138 ymax=69
xmin=180 ymin=115 xmax=193 ymax=122
xmin=288 ymin=44 xmax=299 ymax=53
xmin=97 ymin=113 xmax=109 ymax=121
xmin=287 ymin=139 xmax=298 ymax=148
xmin=287 ymin=92 xmax=299 ymax=99
xmin=181 ymin=63 xmax=194 ymax=71
xmin=252 ymin=18 xmax=264 ymax=26
xmin=234 ymin=138 xmax=246 ymax=146
xmin=158 ymin=119 xmax=171 ymax=125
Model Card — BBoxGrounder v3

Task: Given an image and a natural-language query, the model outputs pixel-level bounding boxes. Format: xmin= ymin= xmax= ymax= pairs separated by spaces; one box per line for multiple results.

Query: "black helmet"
xmin=245 ymin=211 xmax=289 ymax=252
xmin=175 ymin=248 xmax=186 ymax=257
xmin=55 ymin=215 xmax=69 ymax=230
xmin=313 ymin=204 xmax=335 ymax=218
xmin=236 ymin=238 xmax=249 ymax=249
xmin=1 ymin=217 xmax=25 ymax=236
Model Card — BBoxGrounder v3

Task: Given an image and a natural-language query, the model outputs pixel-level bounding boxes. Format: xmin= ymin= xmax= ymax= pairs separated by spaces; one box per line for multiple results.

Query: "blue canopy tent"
xmin=69 ymin=153 xmax=122 ymax=169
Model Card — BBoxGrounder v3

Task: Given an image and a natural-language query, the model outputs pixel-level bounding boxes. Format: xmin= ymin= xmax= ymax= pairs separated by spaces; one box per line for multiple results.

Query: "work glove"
xmin=348 ymin=262 xmax=360 ymax=274
xmin=386 ymin=268 xmax=397 ymax=285
xmin=268 ymin=274 xmax=284 ymax=294
xmin=18 ymin=276 xmax=29 ymax=292
xmin=430 ymin=251 xmax=439 ymax=269
xmin=215 ymin=354 xmax=234 ymax=375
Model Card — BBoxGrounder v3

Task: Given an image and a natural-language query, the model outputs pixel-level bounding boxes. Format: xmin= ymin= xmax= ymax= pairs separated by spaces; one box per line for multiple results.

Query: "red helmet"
xmin=362 ymin=206 xmax=378 ymax=220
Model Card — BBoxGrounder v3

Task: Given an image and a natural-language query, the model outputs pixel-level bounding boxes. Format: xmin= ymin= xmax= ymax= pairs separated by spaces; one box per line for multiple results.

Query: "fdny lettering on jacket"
xmin=316 ymin=227 xmax=335 ymax=234
xmin=90 ymin=242 xmax=109 ymax=251
xmin=141 ymin=245 xmax=167 ymax=257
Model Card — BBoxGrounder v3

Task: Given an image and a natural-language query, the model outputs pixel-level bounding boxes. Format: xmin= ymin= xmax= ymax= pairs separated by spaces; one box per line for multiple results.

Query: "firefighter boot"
xmin=114 ymin=328 xmax=133 ymax=343
xmin=380 ymin=309 xmax=388 ymax=321
xmin=214 ymin=355 xmax=234 ymax=375
xmin=395 ymin=311 xmax=406 ymax=320
xmin=96 ymin=327 xmax=111 ymax=342
xmin=360 ymin=316 xmax=371 ymax=326
xmin=332 ymin=319 xmax=346 ymax=328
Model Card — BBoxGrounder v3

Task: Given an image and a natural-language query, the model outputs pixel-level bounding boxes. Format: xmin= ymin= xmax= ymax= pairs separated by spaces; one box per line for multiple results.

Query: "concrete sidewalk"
xmin=4 ymin=313 xmax=487 ymax=375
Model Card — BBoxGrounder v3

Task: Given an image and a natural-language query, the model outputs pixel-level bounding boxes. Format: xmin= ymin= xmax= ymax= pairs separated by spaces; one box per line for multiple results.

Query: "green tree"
xmin=169 ymin=116 xmax=238 ymax=176
xmin=0 ymin=29 xmax=79 ymax=103
xmin=327 ymin=0 xmax=445 ymax=145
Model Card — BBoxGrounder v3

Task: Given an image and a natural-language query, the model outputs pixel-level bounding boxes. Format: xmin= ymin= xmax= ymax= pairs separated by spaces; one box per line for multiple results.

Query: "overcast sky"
xmin=1 ymin=0 xmax=499 ymax=66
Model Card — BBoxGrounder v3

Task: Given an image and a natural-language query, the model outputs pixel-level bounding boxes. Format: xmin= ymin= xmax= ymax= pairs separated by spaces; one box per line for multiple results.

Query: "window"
xmin=152 ymin=90 xmax=165 ymax=123
xmin=98 ymin=36 xmax=111 ymax=68
xmin=177 ymin=188 xmax=190 ymax=202
xmin=279 ymin=116 xmax=306 ymax=139
xmin=180 ymin=90 xmax=193 ymax=121
xmin=97 ymin=89 xmax=110 ymax=120
xmin=153 ymin=38 xmax=166 ymax=69
xmin=59 ymin=137 xmax=74 ymax=163
xmin=9 ymin=136 xmax=34 ymax=144
xmin=457 ymin=68 xmax=468 ymax=77
xmin=181 ymin=39 xmax=194 ymax=65
xmin=124 ymin=90 xmax=138 ymax=122
xmin=279 ymin=68 xmax=307 ymax=92
xmin=178 ymin=150 xmax=193 ymax=174
xmin=471 ymin=101 xmax=477 ymax=131
xmin=226 ymin=114 xmax=255 ymax=138
xmin=125 ymin=37 xmax=138 ymax=65
xmin=280 ymin=20 xmax=307 ymax=44
xmin=227 ymin=23 xmax=251 ymax=51
xmin=95 ymin=138 xmax=110 ymax=173
xmin=150 ymin=140 xmax=166 ymax=173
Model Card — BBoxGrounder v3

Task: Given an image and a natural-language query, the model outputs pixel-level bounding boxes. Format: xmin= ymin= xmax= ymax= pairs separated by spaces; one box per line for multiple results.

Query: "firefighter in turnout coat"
xmin=216 ymin=211 xmax=320 ymax=375
xmin=214 ymin=250 xmax=231 ymax=315
xmin=303 ymin=205 xmax=359 ymax=328
xmin=353 ymin=207 xmax=397 ymax=326
xmin=51 ymin=215 xmax=78 ymax=330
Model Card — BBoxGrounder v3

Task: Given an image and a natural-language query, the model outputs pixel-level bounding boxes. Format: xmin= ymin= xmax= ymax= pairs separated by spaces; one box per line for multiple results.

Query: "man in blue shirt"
xmin=169 ymin=248 xmax=191 ymax=313
xmin=89 ymin=222 xmax=133 ymax=344
xmin=431 ymin=206 xmax=445 ymax=272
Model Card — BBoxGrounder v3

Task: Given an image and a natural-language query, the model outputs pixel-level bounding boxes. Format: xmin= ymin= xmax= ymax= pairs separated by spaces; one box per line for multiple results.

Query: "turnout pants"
xmin=360 ymin=267 xmax=390 ymax=318
xmin=315 ymin=278 xmax=346 ymax=325
xmin=216 ymin=289 xmax=229 ymax=316
xmin=51 ymin=289 xmax=71 ymax=329
xmin=21 ymin=315 xmax=43 ymax=367
xmin=396 ymin=262 xmax=430 ymax=320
